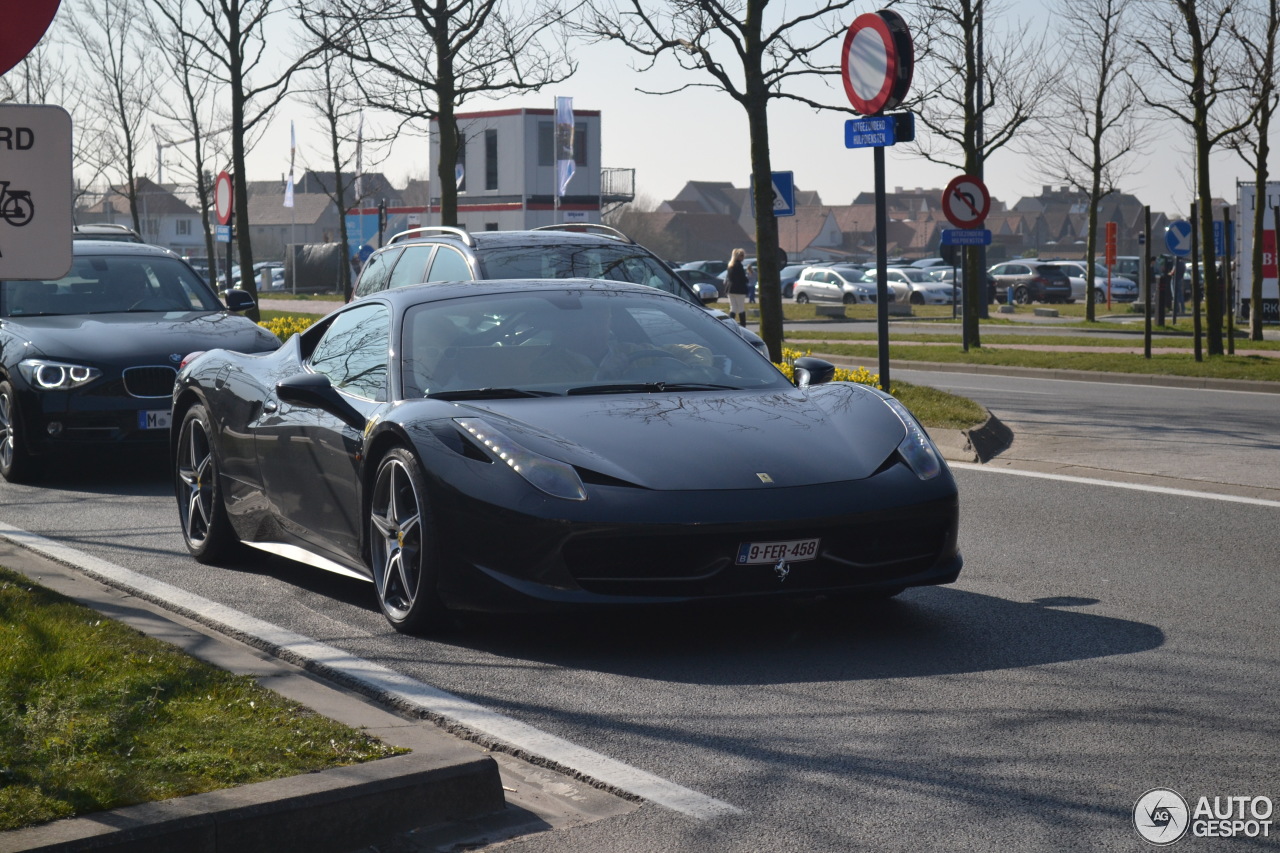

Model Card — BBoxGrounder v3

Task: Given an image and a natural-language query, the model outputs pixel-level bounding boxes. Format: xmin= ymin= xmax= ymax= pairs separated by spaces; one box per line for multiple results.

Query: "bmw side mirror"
xmin=792 ymin=356 xmax=836 ymax=388
xmin=222 ymin=289 xmax=256 ymax=313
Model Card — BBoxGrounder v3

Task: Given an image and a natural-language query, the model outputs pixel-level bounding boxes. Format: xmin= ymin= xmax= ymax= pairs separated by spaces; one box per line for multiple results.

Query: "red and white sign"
xmin=841 ymin=10 xmax=914 ymax=116
xmin=942 ymin=174 xmax=990 ymax=228
xmin=214 ymin=171 xmax=233 ymax=226
xmin=0 ymin=1 xmax=62 ymax=76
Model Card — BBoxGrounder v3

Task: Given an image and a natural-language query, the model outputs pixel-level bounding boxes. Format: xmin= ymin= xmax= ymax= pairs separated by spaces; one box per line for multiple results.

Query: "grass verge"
xmin=0 ymin=566 xmax=404 ymax=832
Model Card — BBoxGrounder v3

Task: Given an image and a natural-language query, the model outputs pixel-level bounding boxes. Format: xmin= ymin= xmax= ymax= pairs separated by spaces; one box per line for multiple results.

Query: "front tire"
xmin=175 ymin=403 xmax=240 ymax=562
xmin=1014 ymin=286 xmax=1031 ymax=304
xmin=795 ymin=292 xmax=810 ymax=305
xmin=369 ymin=447 xmax=447 ymax=634
xmin=0 ymin=380 xmax=41 ymax=483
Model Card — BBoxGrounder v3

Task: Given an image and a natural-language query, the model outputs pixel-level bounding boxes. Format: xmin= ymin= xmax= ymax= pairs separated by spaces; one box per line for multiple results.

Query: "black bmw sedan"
xmin=173 ymin=279 xmax=962 ymax=634
xmin=0 ymin=241 xmax=280 ymax=482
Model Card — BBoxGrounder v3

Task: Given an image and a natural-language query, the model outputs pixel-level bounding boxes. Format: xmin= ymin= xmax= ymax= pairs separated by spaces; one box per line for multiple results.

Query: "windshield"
xmin=1 ymin=255 xmax=223 ymax=318
xmin=401 ymin=289 xmax=788 ymax=399
xmin=478 ymin=242 xmax=697 ymax=304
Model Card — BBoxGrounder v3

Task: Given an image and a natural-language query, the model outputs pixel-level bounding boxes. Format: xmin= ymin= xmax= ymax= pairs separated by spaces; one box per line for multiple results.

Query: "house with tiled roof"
xmin=75 ymin=176 xmax=204 ymax=255
xmin=246 ymin=191 xmax=344 ymax=262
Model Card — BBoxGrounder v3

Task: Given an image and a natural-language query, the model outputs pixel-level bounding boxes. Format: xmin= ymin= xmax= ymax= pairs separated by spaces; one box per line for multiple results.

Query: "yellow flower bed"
xmin=258 ymin=315 xmax=314 ymax=343
xmin=776 ymin=347 xmax=882 ymax=390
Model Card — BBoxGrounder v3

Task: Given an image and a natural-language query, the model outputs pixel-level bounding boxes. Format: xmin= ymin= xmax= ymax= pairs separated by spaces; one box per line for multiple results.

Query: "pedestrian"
xmin=746 ymin=262 xmax=758 ymax=304
xmin=725 ymin=248 xmax=749 ymax=326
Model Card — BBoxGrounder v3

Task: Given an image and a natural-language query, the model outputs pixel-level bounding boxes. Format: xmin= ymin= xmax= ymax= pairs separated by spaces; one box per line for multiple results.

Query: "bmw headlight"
xmin=455 ymin=417 xmax=587 ymax=501
xmin=18 ymin=359 xmax=102 ymax=391
xmin=881 ymin=396 xmax=942 ymax=480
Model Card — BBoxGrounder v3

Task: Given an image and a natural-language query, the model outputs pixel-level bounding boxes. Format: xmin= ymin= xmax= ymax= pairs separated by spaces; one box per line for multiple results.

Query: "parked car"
xmin=349 ymin=224 xmax=768 ymax=356
xmin=987 ymin=261 xmax=1073 ymax=303
xmin=1048 ymin=261 xmax=1139 ymax=303
xmin=72 ymin=223 xmax=143 ymax=243
xmin=678 ymin=259 xmax=728 ymax=277
xmin=0 ymin=241 xmax=278 ymax=482
xmin=676 ymin=267 xmax=723 ymax=298
xmin=926 ymin=268 xmax=998 ymax=303
xmin=792 ymin=265 xmax=877 ymax=304
xmin=779 ymin=264 xmax=807 ymax=298
xmin=909 ymin=257 xmax=951 ymax=269
xmin=172 ymin=279 xmax=961 ymax=633
xmin=882 ymin=267 xmax=957 ymax=304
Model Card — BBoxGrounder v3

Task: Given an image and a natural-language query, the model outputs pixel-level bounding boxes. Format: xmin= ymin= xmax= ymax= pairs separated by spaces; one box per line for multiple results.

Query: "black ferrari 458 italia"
xmin=173 ymin=279 xmax=961 ymax=633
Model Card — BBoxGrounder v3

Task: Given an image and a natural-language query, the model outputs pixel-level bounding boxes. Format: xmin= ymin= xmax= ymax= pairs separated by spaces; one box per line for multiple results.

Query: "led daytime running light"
xmin=18 ymin=359 xmax=102 ymax=391
xmin=455 ymin=417 xmax=587 ymax=501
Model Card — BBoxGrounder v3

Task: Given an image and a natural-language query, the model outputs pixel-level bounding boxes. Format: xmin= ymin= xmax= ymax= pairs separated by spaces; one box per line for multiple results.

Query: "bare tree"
xmin=1224 ymin=0 xmax=1280 ymax=342
xmin=1136 ymin=0 xmax=1256 ymax=356
xmin=301 ymin=0 xmax=577 ymax=232
xmin=1032 ymin=0 xmax=1147 ymax=322
xmin=581 ymin=0 xmax=858 ymax=361
xmin=905 ymin=0 xmax=1056 ymax=347
xmin=0 ymin=44 xmax=105 ymax=208
xmin=146 ymin=2 xmax=233 ymax=276
xmin=149 ymin=0 xmax=316 ymax=317
xmin=296 ymin=40 xmax=366 ymax=301
xmin=66 ymin=0 xmax=156 ymax=235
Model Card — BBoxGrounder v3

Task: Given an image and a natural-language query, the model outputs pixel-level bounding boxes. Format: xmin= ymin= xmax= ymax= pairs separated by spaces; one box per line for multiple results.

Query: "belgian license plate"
xmin=736 ymin=538 xmax=820 ymax=565
xmin=138 ymin=409 xmax=171 ymax=430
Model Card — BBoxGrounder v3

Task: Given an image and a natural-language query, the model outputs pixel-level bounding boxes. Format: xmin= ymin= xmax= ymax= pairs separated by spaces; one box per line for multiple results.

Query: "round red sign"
xmin=941 ymin=174 xmax=991 ymax=228
xmin=0 ymin=1 xmax=63 ymax=77
xmin=214 ymin=171 xmax=233 ymax=226
xmin=841 ymin=10 xmax=914 ymax=116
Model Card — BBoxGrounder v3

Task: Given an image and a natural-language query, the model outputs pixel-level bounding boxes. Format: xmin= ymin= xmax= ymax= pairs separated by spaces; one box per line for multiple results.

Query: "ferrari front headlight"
xmin=455 ymin=417 xmax=587 ymax=501
xmin=881 ymin=396 xmax=942 ymax=480
xmin=18 ymin=359 xmax=102 ymax=391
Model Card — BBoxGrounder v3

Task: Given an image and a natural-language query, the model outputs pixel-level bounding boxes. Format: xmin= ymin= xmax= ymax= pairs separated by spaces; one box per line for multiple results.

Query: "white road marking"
xmin=950 ymin=463 xmax=1280 ymax=509
xmin=0 ymin=522 xmax=743 ymax=821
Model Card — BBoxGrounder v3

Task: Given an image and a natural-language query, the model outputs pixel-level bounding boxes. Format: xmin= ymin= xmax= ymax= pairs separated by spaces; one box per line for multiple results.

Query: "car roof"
xmin=383 ymin=224 xmax=641 ymax=250
xmin=69 ymin=240 xmax=183 ymax=259
xmin=357 ymin=276 xmax=675 ymax=308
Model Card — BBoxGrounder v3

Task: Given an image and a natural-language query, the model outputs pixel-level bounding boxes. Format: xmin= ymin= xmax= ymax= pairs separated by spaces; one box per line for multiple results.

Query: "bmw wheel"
xmin=369 ymin=447 xmax=447 ymax=634
xmin=175 ymin=403 xmax=241 ymax=562
xmin=0 ymin=380 xmax=40 ymax=483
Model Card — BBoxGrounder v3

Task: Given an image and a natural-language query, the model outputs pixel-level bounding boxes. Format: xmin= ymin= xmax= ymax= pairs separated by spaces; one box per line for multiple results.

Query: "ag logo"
xmin=1134 ymin=788 xmax=1189 ymax=845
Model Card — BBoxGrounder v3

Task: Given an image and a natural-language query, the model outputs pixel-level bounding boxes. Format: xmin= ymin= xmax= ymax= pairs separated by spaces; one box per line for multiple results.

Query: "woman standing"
xmin=725 ymin=248 xmax=749 ymax=326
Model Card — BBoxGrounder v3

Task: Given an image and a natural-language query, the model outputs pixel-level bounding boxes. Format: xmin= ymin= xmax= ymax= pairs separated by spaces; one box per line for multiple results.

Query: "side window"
xmin=426 ymin=247 xmax=473 ymax=282
xmin=308 ymin=302 xmax=390 ymax=401
xmin=386 ymin=245 xmax=434 ymax=290
xmin=352 ymin=249 xmax=400 ymax=298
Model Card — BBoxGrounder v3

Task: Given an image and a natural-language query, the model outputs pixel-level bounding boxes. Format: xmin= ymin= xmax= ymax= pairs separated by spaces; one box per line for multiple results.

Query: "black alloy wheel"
xmin=0 ymin=380 xmax=41 ymax=483
xmin=369 ymin=447 xmax=447 ymax=634
xmin=175 ymin=404 xmax=241 ymax=562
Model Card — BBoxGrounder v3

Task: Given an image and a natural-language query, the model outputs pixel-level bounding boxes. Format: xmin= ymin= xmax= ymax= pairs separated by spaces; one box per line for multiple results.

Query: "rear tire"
xmin=0 ymin=380 xmax=41 ymax=483
xmin=1014 ymin=286 xmax=1031 ymax=304
xmin=369 ymin=447 xmax=448 ymax=634
xmin=175 ymin=403 xmax=241 ymax=563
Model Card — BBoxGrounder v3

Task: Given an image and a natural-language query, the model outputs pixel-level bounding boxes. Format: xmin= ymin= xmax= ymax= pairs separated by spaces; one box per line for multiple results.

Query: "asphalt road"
xmin=2 ymin=371 xmax=1277 ymax=850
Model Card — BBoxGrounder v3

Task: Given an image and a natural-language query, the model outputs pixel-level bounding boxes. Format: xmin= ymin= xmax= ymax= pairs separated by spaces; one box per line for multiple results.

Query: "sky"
xmin=214 ymin=2 xmax=1269 ymax=218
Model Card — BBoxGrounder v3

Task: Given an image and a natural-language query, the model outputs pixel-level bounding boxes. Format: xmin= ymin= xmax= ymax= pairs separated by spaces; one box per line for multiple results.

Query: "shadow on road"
xmin=453 ymin=588 xmax=1162 ymax=684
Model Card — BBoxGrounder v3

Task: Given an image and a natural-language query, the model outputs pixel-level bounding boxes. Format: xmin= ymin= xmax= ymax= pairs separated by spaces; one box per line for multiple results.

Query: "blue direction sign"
xmin=940 ymin=228 xmax=992 ymax=246
xmin=1165 ymin=220 xmax=1192 ymax=257
xmin=844 ymin=113 xmax=915 ymax=149
xmin=1213 ymin=220 xmax=1234 ymax=257
xmin=215 ymin=224 xmax=232 ymax=243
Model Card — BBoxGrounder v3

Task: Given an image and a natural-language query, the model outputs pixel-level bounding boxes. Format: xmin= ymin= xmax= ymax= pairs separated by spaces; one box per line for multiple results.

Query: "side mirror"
xmin=692 ymin=282 xmax=719 ymax=305
xmin=275 ymin=372 xmax=367 ymax=430
xmin=792 ymin=356 xmax=836 ymax=388
xmin=222 ymin=288 xmax=256 ymax=313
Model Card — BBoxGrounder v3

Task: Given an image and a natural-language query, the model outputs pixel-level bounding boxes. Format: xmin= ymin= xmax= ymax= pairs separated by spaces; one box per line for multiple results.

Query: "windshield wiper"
xmin=567 ymin=382 xmax=738 ymax=396
xmin=426 ymin=387 xmax=559 ymax=400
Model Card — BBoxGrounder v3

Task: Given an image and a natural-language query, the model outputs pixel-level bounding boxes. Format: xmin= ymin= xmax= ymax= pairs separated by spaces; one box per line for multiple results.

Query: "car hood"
xmin=10 ymin=312 xmax=279 ymax=363
xmin=439 ymin=382 xmax=908 ymax=490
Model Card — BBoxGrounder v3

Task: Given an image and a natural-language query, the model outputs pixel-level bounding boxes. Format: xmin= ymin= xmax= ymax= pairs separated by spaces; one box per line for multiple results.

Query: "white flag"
xmin=354 ymin=111 xmax=364 ymax=203
xmin=283 ymin=121 xmax=295 ymax=208
xmin=555 ymin=97 xmax=575 ymax=197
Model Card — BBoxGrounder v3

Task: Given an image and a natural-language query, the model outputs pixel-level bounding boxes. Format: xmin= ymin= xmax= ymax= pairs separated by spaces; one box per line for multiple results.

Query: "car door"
xmin=255 ymin=302 xmax=390 ymax=563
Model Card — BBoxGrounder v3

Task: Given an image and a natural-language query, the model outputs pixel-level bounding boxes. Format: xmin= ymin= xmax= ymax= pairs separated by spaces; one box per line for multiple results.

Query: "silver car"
xmin=793 ymin=265 xmax=877 ymax=304
xmin=1051 ymin=261 xmax=1139 ymax=303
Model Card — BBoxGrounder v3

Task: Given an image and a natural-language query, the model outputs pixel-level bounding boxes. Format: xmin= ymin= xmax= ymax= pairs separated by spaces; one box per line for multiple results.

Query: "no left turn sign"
xmin=942 ymin=174 xmax=991 ymax=229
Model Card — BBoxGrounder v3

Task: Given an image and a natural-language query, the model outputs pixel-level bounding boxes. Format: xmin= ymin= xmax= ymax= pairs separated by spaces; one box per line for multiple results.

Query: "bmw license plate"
xmin=736 ymin=538 xmax=820 ymax=565
xmin=138 ymin=409 xmax=171 ymax=430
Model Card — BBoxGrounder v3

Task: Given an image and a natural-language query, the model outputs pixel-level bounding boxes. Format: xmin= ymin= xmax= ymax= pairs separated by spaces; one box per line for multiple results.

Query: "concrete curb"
xmin=0 ymin=544 xmax=506 ymax=853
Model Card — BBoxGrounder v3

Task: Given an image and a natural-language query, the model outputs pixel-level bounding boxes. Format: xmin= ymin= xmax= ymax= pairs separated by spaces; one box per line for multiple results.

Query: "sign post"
xmin=841 ymin=8 xmax=914 ymax=392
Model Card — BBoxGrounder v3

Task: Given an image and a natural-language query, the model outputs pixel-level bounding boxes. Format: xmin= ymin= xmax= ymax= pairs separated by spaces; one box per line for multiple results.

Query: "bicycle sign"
xmin=0 ymin=104 xmax=71 ymax=279
xmin=0 ymin=182 xmax=35 ymax=227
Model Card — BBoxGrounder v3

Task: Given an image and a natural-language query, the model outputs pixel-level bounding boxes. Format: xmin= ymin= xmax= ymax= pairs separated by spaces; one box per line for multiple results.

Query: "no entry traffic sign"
xmin=942 ymin=174 xmax=990 ymax=229
xmin=841 ymin=10 xmax=914 ymax=116
xmin=0 ymin=1 xmax=62 ymax=76
xmin=214 ymin=171 xmax=234 ymax=226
